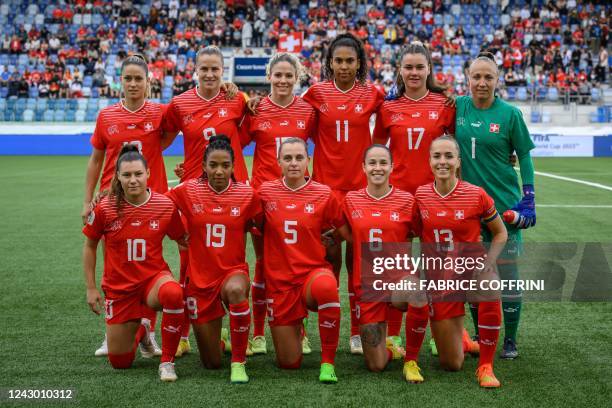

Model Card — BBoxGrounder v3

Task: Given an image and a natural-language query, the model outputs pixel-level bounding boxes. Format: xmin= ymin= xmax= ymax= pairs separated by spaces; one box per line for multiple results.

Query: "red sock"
xmin=134 ymin=324 xmax=146 ymax=347
xmin=477 ymin=301 xmax=501 ymax=367
xmin=252 ymin=260 xmax=266 ymax=338
xmin=229 ymin=300 xmax=251 ymax=363
xmin=143 ymin=307 xmax=157 ymax=331
xmin=310 ymin=274 xmax=340 ymax=365
xmin=158 ymin=281 xmax=184 ymax=363
xmin=387 ymin=305 xmax=403 ymax=337
xmin=347 ymin=268 xmax=359 ymax=336
xmin=179 ymin=248 xmax=190 ymax=339
xmin=404 ymin=305 xmax=428 ymax=361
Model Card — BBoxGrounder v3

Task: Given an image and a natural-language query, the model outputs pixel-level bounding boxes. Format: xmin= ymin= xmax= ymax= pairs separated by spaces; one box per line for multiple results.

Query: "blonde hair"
xmin=266 ymin=52 xmax=305 ymax=81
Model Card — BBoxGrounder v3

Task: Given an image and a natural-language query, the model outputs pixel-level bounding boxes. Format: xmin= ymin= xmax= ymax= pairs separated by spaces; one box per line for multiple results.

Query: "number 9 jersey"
xmin=82 ymin=192 xmax=185 ymax=297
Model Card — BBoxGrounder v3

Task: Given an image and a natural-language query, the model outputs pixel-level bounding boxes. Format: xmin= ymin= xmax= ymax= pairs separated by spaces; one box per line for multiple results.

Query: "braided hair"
xmin=323 ymin=33 xmax=368 ymax=84
xmin=199 ymin=135 xmax=235 ymax=182
xmin=110 ymin=144 xmax=148 ymax=214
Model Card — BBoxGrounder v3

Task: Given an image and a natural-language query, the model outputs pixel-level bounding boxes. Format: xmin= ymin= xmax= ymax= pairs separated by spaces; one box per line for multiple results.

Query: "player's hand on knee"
xmin=87 ymin=288 xmax=103 ymax=315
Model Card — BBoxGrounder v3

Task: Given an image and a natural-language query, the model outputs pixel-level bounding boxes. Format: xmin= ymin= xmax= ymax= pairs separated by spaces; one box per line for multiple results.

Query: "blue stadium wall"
xmin=0 ymin=126 xmax=610 ymax=157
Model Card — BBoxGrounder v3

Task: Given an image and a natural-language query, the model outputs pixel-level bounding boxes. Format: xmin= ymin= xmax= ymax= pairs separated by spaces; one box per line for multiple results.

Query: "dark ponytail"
xmin=199 ymin=135 xmax=236 ymax=182
xmin=110 ymin=144 xmax=148 ymax=214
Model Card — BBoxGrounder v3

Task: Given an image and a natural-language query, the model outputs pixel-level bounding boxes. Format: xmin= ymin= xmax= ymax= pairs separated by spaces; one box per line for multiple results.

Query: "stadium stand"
xmin=0 ymin=0 xmax=609 ymax=122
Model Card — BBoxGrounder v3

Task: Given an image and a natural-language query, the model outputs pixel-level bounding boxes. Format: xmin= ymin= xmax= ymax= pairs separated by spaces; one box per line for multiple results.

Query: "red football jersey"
xmin=166 ymin=179 xmax=260 ymax=291
xmin=374 ymin=92 xmax=455 ymax=194
xmin=343 ymin=187 xmax=415 ymax=297
xmin=82 ymin=191 xmax=185 ymax=296
xmin=90 ymin=101 xmax=169 ymax=193
xmin=165 ymin=88 xmax=249 ymax=182
xmin=302 ymin=80 xmax=385 ymax=191
xmin=257 ymin=178 xmax=344 ymax=292
xmin=241 ymin=96 xmax=316 ymax=189
xmin=413 ymin=181 xmax=497 ymax=247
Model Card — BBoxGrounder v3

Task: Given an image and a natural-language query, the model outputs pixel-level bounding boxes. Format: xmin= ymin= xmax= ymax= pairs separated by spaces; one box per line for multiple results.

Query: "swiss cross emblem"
xmin=144 ymin=122 xmax=153 ymax=131
xmin=355 ymin=104 xmax=363 ymax=113
xmin=421 ymin=210 xmax=429 ymax=219
xmin=107 ymin=125 xmax=119 ymax=135
xmin=258 ymin=121 xmax=271 ymax=131
xmin=297 ymin=120 xmax=305 ymax=129
xmin=320 ymin=103 xmax=329 ymax=113
xmin=183 ymin=114 xmax=194 ymax=124
xmin=304 ymin=203 xmax=314 ymax=213
xmin=489 ymin=123 xmax=500 ymax=133
xmin=390 ymin=212 xmax=400 ymax=221
xmin=429 ymin=111 xmax=439 ymax=120
xmin=454 ymin=210 xmax=464 ymax=220
xmin=149 ymin=220 xmax=159 ymax=230
xmin=219 ymin=108 xmax=228 ymax=117
xmin=391 ymin=113 xmax=404 ymax=123
xmin=231 ymin=206 xmax=240 ymax=216
xmin=192 ymin=203 xmax=203 ymax=214
xmin=266 ymin=201 xmax=278 ymax=212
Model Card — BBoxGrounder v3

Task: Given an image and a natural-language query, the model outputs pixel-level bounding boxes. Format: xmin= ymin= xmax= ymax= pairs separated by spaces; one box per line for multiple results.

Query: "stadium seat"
xmin=65 ymin=110 xmax=76 ymax=122
xmin=517 ymin=87 xmax=528 ymax=101
xmin=26 ymin=98 xmax=36 ymax=110
xmin=77 ymin=98 xmax=88 ymax=111
xmin=86 ymin=110 xmax=97 ymax=121
xmin=0 ymin=98 xmax=5 ymax=112
xmin=54 ymin=109 xmax=65 ymax=122
xmin=507 ymin=87 xmax=517 ymax=100
xmin=75 ymin=110 xmax=86 ymax=122
xmin=98 ymin=98 xmax=109 ymax=110
xmin=591 ymin=88 xmax=600 ymax=103
xmin=547 ymin=87 xmax=559 ymax=102
xmin=43 ymin=109 xmax=54 ymax=121
xmin=22 ymin=109 xmax=34 ymax=121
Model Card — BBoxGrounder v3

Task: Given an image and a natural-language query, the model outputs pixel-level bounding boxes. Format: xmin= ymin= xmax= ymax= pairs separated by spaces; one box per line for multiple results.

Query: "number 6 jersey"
xmin=82 ymin=192 xmax=185 ymax=296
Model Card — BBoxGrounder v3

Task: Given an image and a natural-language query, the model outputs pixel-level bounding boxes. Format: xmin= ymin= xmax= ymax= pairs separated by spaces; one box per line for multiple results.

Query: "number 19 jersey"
xmin=257 ymin=178 xmax=344 ymax=292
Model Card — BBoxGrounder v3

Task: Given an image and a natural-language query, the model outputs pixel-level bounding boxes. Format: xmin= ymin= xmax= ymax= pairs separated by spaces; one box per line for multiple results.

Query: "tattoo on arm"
xmin=361 ymin=323 xmax=384 ymax=347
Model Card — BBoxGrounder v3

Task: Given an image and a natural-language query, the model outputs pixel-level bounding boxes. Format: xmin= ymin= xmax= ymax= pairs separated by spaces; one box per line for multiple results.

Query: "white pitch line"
xmin=537 ymin=204 xmax=612 ymax=208
xmin=168 ymin=179 xmax=179 ymax=185
xmin=533 ymin=170 xmax=612 ymax=192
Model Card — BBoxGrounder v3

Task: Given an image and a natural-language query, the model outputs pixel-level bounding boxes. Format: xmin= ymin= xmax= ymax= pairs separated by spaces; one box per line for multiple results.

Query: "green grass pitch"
xmin=1 ymin=156 xmax=611 ymax=407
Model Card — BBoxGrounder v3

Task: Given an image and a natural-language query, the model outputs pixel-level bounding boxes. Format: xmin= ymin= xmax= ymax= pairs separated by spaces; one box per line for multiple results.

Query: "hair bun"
xmin=208 ymin=134 xmax=231 ymax=145
xmin=118 ymin=143 xmax=140 ymax=156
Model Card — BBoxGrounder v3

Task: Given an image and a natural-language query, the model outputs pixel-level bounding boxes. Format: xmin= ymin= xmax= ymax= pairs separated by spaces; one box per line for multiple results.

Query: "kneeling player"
xmin=339 ymin=144 xmax=429 ymax=382
xmin=166 ymin=136 xmax=259 ymax=384
xmin=256 ymin=138 xmax=342 ymax=383
xmin=412 ymin=136 xmax=507 ymax=388
xmin=83 ymin=145 xmax=186 ymax=382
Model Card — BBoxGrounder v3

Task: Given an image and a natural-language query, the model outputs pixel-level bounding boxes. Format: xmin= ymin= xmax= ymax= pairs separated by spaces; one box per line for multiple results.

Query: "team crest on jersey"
xmin=280 ymin=120 xmax=289 ymax=126
xmin=87 ymin=211 xmax=95 ymax=225
xmin=458 ymin=117 xmax=466 ymax=126
xmin=192 ymin=203 xmax=204 ymax=214
xmin=355 ymin=104 xmax=363 ymax=113
xmin=351 ymin=209 xmax=364 ymax=218
xmin=454 ymin=210 xmax=465 ymax=220
xmin=144 ymin=122 xmax=154 ymax=131
xmin=429 ymin=111 xmax=439 ymax=120
xmin=218 ymin=108 xmax=228 ymax=117
xmin=304 ymin=203 xmax=315 ymax=214
xmin=489 ymin=123 xmax=500 ymax=133
xmin=107 ymin=125 xmax=119 ymax=135
xmin=390 ymin=212 xmax=400 ymax=221
xmin=320 ymin=103 xmax=329 ymax=113
xmin=421 ymin=210 xmax=429 ymax=219
xmin=149 ymin=220 xmax=160 ymax=230
xmin=266 ymin=201 xmax=278 ymax=212
xmin=258 ymin=121 xmax=272 ymax=131
xmin=183 ymin=114 xmax=194 ymax=124
xmin=230 ymin=206 xmax=240 ymax=216
xmin=297 ymin=120 xmax=305 ymax=129
xmin=391 ymin=113 xmax=405 ymax=123
xmin=110 ymin=220 xmax=122 ymax=231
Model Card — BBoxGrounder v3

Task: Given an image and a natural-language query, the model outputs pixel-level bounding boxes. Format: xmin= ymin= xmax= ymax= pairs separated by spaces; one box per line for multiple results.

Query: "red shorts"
xmin=266 ymin=268 xmax=330 ymax=327
xmin=104 ymin=271 xmax=171 ymax=325
xmin=356 ymin=301 xmax=387 ymax=325
xmin=429 ymin=301 xmax=465 ymax=322
xmin=185 ymin=269 xmax=249 ymax=325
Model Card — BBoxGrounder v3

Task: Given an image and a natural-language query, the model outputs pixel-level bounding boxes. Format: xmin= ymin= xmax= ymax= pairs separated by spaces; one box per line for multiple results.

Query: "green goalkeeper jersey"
xmin=455 ymin=96 xmax=535 ymax=213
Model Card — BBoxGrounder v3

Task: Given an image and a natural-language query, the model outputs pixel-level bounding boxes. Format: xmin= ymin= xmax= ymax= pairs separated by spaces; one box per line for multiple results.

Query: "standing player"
xmin=373 ymin=42 xmax=455 ymax=349
xmin=340 ymin=144 xmax=429 ymax=383
xmin=82 ymin=54 xmax=168 ymax=357
xmin=257 ymin=138 xmax=342 ymax=384
xmin=240 ymin=53 xmax=317 ymax=355
xmin=455 ymin=52 xmax=536 ymax=359
xmin=83 ymin=145 xmax=186 ymax=382
xmin=302 ymin=33 xmax=385 ymax=353
xmin=166 ymin=136 xmax=259 ymax=384
xmin=163 ymin=46 xmax=249 ymax=357
xmin=412 ymin=136 xmax=507 ymax=388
